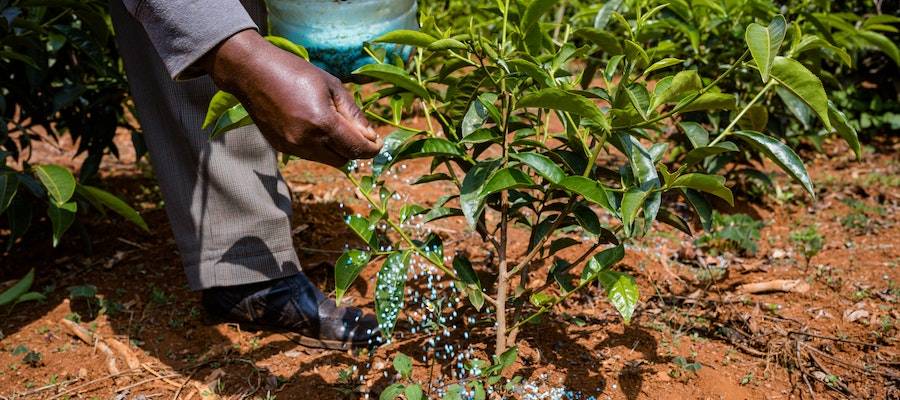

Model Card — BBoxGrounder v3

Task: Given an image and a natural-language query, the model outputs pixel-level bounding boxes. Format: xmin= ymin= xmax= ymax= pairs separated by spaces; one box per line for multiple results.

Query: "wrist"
xmin=202 ymin=29 xmax=269 ymax=94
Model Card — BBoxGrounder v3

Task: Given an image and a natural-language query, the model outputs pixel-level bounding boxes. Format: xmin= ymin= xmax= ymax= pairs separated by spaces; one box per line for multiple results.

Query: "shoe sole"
xmin=203 ymin=317 xmax=372 ymax=351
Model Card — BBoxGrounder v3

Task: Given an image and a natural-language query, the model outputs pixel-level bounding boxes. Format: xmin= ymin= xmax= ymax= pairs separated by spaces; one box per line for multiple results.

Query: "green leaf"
xmin=683 ymin=142 xmax=738 ymax=166
xmin=769 ymin=56 xmax=830 ymax=130
xmin=643 ymin=58 xmax=682 ymax=76
xmin=48 ymin=201 xmax=77 ymax=247
xmin=265 ymin=36 xmax=309 ymax=60
xmin=399 ymin=204 xmax=426 ymax=223
xmin=428 ymin=38 xmax=467 ymax=51
xmin=334 ymin=249 xmax=371 ymax=303
xmin=621 ymin=188 xmax=649 ymax=237
xmin=670 ymin=174 xmax=734 ymax=206
xmin=507 ymin=59 xmax=553 ymax=87
xmin=463 ymin=93 xmax=498 ymax=137
xmin=619 ymin=134 xmax=659 ymax=189
xmin=510 ymin=152 xmax=565 ymax=184
xmin=393 ymin=352 xmax=413 ymax=379
xmin=374 ymin=29 xmax=438 ymax=48
xmin=14 ymin=292 xmax=45 ymax=304
xmin=210 ymin=104 xmax=254 ymax=139
xmin=442 ymin=384 xmax=463 ymax=400
xmin=460 ymin=160 xmax=499 ymax=228
xmin=0 ymin=171 xmax=18 ymax=214
xmin=594 ymin=0 xmax=623 ymax=29
xmin=520 ymin=0 xmax=560 ymax=33
xmin=775 ymin=86 xmax=813 ymax=130
xmin=353 ymin=64 xmax=430 ymax=99
xmin=373 ymin=129 xmax=417 ymax=176
xmin=76 ymin=185 xmax=148 ymax=231
xmin=652 ymin=70 xmax=701 ymax=108
xmin=493 ymin=346 xmax=518 ymax=372
xmin=792 ymin=35 xmax=851 ymax=66
xmin=597 ymin=270 xmax=639 ymax=323
xmin=517 ymin=88 xmax=609 ymax=130
xmin=480 ymin=168 xmax=535 ymax=197
xmin=380 ymin=383 xmax=405 ymax=400
xmin=202 ymin=91 xmax=239 ymax=130
xmin=345 ymin=215 xmax=376 ymax=247
xmin=375 ymin=251 xmax=412 ymax=337
xmin=550 ymin=237 xmax=581 ymax=254
xmin=557 ymin=176 xmax=614 ymax=213
xmin=581 ymin=244 xmax=625 ymax=282
xmin=828 ymin=102 xmax=860 ymax=159
xmin=678 ymin=122 xmax=709 ymax=149
xmin=33 ymin=165 xmax=75 ymax=205
xmin=733 ymin=130 xmax=814 ymax=198
xmin=745 ymin=15 xmax=787 ymax=82
xmin=623 ymin=40 xmax=650 ymax=69
xmin=857 ymin=30 xmax=900 ymax=65
xmin=529 ymin=292 xmax=555 ymax=307
xmin=453 ymin=255 xmax=484 ymax=311
xmin=683 ymin=188 xmax=713 ymax=231
xmin=0 ymin=268 xmax=35 ymax=306
xmin=623 ymin=83 xmax=651 ymax=120
xmin=469 ymin=382 xmax=486 ymax=400
xmin=405 ymin=384 xmax=424 ymax=400
xmin=395 ymin=138 xmax=464 ymax=160
xmin=573 ymin=28 xmax=623 ymax=55
xmin=572 ymin=203 xmax=605 ymax=236
xmin=459 ymin=128 xmax=501 ymax=144
xmin=6 ymin=196 xmax=32 ymax=250
xmin=678 ymin=93 xmax=736 ymax=113
xmin=657 ymin=209 xmax=692 ymax=236
xmin=413 ymin=173 xmax=453 ymax=185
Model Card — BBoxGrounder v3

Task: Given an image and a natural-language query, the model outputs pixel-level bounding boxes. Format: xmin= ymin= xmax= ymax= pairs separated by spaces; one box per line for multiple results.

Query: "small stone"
xmin=78 ymin=368 xmax=88 ymax=378
xmin=843 ymin=309 xmax=869 ymax=323
xmin=771 ymin=249 xmax=787 ymax=259
xmin=284 ymin=350 xmax=303 ymax=358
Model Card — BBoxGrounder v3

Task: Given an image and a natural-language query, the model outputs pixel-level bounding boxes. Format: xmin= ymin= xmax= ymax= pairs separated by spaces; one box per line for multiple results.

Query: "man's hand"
xmin=202 ymin=30 xmax=382 ymax=167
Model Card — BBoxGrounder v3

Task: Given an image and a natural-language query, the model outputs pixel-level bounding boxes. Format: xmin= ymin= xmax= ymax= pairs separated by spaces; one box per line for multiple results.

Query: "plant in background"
xmin=695 ymin=212 xmax=764 ymax=256
xmin=0 ymin=269 xmax=44 ymax=310
xmin=206 ymin=0 xmax=853 ymax=394
xmin=840 ymin=198 xmax=885 ymax=234
xmin=790 ymin=224 xmax=824 ymax=267
xmin=565 ymin=0 xmax=895 ymax=196
xmin=1 ymin=1 xmax=148 ymax=250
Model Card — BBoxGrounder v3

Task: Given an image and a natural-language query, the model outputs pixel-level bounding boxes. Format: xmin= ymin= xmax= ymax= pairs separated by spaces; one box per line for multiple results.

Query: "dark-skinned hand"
xmin=201 ymin=29 xmax=382 ymax=167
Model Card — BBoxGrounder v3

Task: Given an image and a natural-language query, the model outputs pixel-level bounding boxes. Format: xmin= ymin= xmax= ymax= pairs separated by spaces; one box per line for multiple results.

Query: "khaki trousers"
xmin=110 ymin=0 xmax=302 ymax=289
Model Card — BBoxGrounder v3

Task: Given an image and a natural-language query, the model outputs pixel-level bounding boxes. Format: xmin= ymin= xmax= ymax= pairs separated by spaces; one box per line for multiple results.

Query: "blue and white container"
xmin=266 ymin=0 xmax=419 ymax=81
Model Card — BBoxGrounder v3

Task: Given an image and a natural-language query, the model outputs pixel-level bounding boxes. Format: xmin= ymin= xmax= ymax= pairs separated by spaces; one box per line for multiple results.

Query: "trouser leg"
xmin=109 ymin=0 xmax=302 ymax=290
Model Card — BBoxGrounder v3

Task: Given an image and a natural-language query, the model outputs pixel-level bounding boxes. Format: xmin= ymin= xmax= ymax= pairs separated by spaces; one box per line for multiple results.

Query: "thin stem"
xmin=709 ymin=80 xmax=777 ymax=146
xmin=495 ymin=90 xmax=513 ymax=357
xmin=364 ymin=110 xmax=422 ymax=132
xmin=345 ymin=173 xmax=498 ymax=307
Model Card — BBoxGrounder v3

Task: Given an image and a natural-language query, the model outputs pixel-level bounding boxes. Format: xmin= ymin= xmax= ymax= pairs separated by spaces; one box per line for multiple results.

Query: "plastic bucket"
xmin=266 ymin=0 xmax=419 ymax=81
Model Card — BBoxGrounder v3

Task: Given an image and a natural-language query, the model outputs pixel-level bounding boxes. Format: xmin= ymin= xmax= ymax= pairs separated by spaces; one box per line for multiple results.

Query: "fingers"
xmin=330 ymin=82 xmax=379 ymax=142
xmin=299 ymin=144 xmax=349 ymax=168
xmin=326 ymin=114 xmax=384 ymax=160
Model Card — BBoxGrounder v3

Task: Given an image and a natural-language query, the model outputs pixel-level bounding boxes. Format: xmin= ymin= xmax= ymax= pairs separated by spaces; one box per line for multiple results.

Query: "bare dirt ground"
xmin=0 ymin=126 xmax=897 ymax=400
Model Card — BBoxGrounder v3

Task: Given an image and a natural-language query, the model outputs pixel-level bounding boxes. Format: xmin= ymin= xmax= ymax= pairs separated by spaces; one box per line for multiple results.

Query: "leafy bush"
xmin=695 ymin=212 xmax=764 ymax=256
xmin=790 ymin=224 xmax=824 ymax=266
xmin=210 ymin=1 xmax=845 ymax=379
xmin=1 ymin=1 xmax=147 ymax=250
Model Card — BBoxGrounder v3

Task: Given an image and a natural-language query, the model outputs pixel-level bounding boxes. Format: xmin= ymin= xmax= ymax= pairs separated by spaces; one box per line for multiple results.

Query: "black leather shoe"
xmin=201 ymin=271 xmax=380 ymax=350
